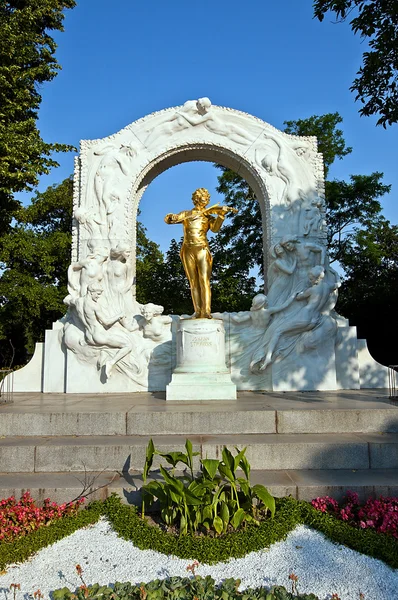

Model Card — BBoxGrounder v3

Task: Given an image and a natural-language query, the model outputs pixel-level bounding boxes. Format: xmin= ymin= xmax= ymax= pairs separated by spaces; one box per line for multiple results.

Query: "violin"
xmin=202 ymin=203 xmax=238 ymax=216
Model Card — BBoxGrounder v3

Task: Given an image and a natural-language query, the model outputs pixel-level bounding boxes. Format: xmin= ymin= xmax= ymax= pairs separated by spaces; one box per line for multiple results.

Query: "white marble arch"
xmin=7 ymin=99 xmax=388 ymax=393
xmin=73 ymin=99 xmax=325 ymax=291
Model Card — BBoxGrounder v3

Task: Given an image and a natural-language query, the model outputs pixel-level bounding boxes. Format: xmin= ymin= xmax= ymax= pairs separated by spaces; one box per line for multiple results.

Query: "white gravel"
xmin=0 ymin=518 xmax=397 ymax=600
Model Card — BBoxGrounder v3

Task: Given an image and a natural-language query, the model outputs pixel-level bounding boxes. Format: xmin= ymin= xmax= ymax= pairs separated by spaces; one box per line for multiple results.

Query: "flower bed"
xmin=0 ymin=492 xmax=84 ymax=543
xmin=311 ymin=491 xmax=398 ymax=538
xmin=1 ymin=493 xmax=397 ymax=600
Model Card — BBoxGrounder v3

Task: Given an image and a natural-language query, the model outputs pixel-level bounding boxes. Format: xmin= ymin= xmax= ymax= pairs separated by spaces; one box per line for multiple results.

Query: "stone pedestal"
xmin=166 ymin=318 xmax=237 ymax=400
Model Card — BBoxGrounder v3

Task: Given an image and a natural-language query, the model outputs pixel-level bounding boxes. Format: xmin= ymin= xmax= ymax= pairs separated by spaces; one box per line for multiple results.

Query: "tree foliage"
xmin=325 ymin=173 xmax=390 ymax=263
xmin=313 ymin=0 xmax=398 ymax=127
xmin=0 ymin=0 xmax=76 ymax=234
xmin=0 ymin=177 xmax=73 ymax=366
xmin=337 ymin=219 xmax=398 ymax=363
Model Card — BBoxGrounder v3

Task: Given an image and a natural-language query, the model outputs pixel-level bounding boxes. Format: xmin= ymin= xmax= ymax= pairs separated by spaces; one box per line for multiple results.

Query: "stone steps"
xmin=1 ymin=468 xmax=398 ymax=505
xmin=1 ymin=432 xmax=398 ymax=472
xmin=1 ymin=390 xmax=397 ymax=504
xmin=1 ymin=396 xmax=397 ymax=437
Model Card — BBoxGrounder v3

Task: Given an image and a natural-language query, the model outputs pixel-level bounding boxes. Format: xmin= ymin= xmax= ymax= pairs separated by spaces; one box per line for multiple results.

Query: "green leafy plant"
xmin=52 ymin=576 xmax=320 ymax=599
xmin=141 ymin=439 xmax=275 ymax=535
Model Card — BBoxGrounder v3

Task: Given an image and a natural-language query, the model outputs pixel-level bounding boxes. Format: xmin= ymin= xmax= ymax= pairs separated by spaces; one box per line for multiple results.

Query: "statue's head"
xmin=251 ymin=293 xmax=268 ymax=310
xmin=141 ymin=302 xmax=164 ymax=321
xmin=110 ymin=242 xmax=131 ymax=260
xmin=280 ymin=236 xmax=299 ymax=252
xmin=192 ymin=188 xmax=210 ymax=208
xmin=196 ymin=97 xmax=211 ymax=114
xmin=87 ymin=282 xmax=103 ymax=301
xmin=273 ymin=243 xmax=284 ymax=257
xmin=309 ymin=265 xmax=325 ymax=284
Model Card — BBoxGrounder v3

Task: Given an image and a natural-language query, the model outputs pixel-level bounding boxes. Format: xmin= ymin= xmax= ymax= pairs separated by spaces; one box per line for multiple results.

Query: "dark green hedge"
xmin=102 ymin=495 xmax=398 ymax=568
xmin=1 ymin=495 xmax=397 ymax=571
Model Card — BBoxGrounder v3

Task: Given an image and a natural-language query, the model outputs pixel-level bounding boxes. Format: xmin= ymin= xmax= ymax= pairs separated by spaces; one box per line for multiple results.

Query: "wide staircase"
xmin=1 ymin=389 xmax=398 ymax=503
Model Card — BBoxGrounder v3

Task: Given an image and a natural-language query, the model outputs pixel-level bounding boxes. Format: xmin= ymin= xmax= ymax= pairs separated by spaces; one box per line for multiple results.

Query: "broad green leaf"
xmin=233 ymin=446 xmax=247 ymax=472
xmin=201 ymin=458 xmax=220 ymax=480
xmin=185 ymin=439 xmax=199 ymax=468
xmin=252 ymin=484 xmax=276 ymax=517
xmin=222 ymin=446 xmax=234 ymax=472
xmin=183 ymin=488 xmax=203 ymax=506
xmin=230 ymin=507 xmax=246 ymax=529
xmin=218 ymin=462 xmax=235 ymax=483
xmin=142 ymin=480 xmax=167 ymax=502
xmin=202 ymin=504 xmax=213 ymax=522
xmin=237 ymin=477 xmax=251 ymax=498
xmin=143 ymin=438 xmax=155 ymax=481
xmin=159 ymin=465 xmax=184 ymax=490
xmin=158 ymin=451 xmax=189 ymax=468
xmin=220 ymin=501 xmax=230 ymax=530
xmin=238 ymin=453 xmax=251 ymax=482
xmin=180 ymin=513 xmax=187 ymax=535
xmin=213 ymin=515 xmax=223 ymax=535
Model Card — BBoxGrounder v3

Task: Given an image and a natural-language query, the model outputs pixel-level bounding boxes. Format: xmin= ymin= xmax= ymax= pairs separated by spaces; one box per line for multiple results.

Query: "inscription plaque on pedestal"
xmin=166 ymin=319 xmax=237 ymax=401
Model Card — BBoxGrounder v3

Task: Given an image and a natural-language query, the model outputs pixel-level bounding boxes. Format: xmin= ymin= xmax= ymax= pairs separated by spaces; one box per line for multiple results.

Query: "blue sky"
xmin=30 ymin=0 xmax=397 ymax=253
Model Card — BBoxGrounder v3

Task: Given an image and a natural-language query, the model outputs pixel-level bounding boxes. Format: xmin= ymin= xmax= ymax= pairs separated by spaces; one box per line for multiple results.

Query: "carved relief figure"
xmin=253 ymin=266 xmax=339 ymax=371
xmin=279 ymin=237 xmax=325 ymax=280
xmin=145 ymin=98 xmax=254 ymax=147
xmin=90 ymin=143 xmax=137 ymax=242
xmin=82 ymin=283 xmax=134 ymax=379
xmin=165 ymin=188 xmax=237 ymax=319
xmin=303 ymin=200 xmax=324 ymax=236
xmin=140 ymin=303 xmax=172 ymax=342
xmin=232 ymin=293 xmax=295 ymax=329
xmin=267 ymin=242 xmax=298 ymax=305
xmin=104 ymin=243 xmax=140 ymax=330
xmin=66 ymin=245 xmax=109 ymax=300
xmin=74 ymin=207 xmax=105 ymax=244
xmin=255 ymin=132 xmax=309 ymax=206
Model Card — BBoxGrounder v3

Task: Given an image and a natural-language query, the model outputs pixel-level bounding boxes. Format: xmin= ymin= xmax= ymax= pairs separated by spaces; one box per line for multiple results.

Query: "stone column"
xmin=166 ymin=319 xmax=237 ymax=400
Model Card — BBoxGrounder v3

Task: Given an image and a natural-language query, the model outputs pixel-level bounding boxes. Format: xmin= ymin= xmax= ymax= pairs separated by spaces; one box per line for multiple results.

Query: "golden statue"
xmin=165 ymin=188 xmax=238 ymax=319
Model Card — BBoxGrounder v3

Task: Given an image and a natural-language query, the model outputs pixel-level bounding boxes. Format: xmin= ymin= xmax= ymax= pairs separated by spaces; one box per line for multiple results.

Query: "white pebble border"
xmin=0 ymin=518 xmax=397 ymax=600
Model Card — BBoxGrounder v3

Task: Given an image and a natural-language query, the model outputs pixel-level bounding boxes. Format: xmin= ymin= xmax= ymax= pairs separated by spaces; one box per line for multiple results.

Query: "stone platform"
xmin=1 ymin=389 xmax=398 ymax=503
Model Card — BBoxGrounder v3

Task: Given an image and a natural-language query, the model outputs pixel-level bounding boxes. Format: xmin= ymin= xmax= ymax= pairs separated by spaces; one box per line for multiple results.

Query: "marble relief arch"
xmin=62 ymin=98 xmax=343 ymax=393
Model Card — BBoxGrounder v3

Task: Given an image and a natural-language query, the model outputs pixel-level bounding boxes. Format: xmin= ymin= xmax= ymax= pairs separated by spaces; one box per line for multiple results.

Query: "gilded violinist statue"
xmin=164 ymin=188 xmax=238 ymax=319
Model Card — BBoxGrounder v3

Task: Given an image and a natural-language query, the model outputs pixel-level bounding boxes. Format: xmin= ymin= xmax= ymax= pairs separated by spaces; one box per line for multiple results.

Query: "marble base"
xmin=166 ymin=372 xmax=237 ymax=400
xmin=166 ymin=318 xmax=237 ymax=401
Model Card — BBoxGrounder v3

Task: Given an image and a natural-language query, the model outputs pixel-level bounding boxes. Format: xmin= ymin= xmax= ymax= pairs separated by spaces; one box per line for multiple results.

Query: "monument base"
xmin=166 ymin=372 xmax=237 ymax=401
xmin=166 ymin=318 xmax=237 ymax=401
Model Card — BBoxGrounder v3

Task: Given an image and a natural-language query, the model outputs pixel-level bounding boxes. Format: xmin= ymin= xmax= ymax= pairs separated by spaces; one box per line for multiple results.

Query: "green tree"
xmin=313 ymin=0 xmax=398 ymax=127
xmin=135 ymin=218 xmax=164 ymax=305
xmin=337 ymin=219 xmax=398 ymax=363
xmin=0 ymin=177 xmax=73 ymax=366
xmin=0 ymin=0 xmax=76 ymax=233
xmin=154 ymin=238 xmax=192 ymax=315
